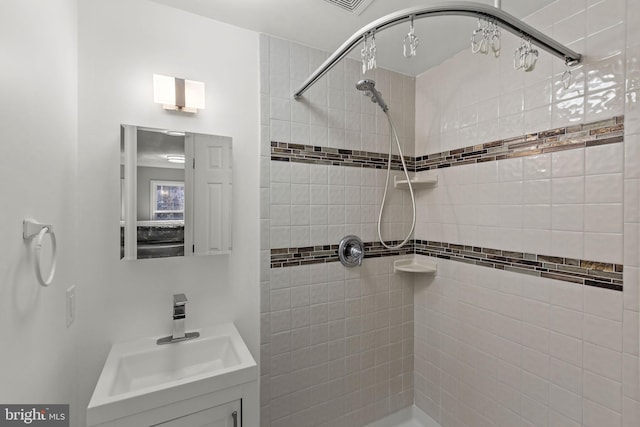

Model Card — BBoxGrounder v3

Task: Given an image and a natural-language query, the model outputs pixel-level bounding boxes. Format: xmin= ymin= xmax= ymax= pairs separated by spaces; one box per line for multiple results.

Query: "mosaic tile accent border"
xmin=415 ymin=116 xmax=624 ymax=172
xmin=414 ymin=240 xmax=623 ymax=292
xmin=271 ymin=240 xmax=623 ymax=292
xmin=270 ymin=116 xmax=623 ymax=171
xmin=271 ymin=142 xmax=412 ymax=170
xmin=270 ymin=240 xmax=414 ymax=268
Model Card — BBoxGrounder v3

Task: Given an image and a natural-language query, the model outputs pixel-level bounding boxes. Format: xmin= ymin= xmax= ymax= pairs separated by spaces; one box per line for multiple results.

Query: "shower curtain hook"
xmin=361 ymin=33 xmax=369 ymax=74
xmin=368 ymin=32 xmax=377 ymax=71
xmin=403 ymin=15 xmax=419 ymax=58
xmin=562 ymin=58 xmax=573 ymax=89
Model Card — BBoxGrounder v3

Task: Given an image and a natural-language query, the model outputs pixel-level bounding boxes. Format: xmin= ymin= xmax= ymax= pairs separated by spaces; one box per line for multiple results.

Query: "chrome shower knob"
xmin=338 ymin=235 xmax=364 ymax=267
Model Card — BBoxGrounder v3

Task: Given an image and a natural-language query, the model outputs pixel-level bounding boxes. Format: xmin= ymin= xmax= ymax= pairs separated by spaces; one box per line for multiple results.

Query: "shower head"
xmin=356 ymin=79 xmax=388 ymax=112
xmin=355 ymin=79 xmax=376 ymax=92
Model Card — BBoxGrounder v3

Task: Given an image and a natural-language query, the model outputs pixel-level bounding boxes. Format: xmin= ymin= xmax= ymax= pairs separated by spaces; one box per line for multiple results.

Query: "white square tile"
xmin=552 ymin=148 xmax=585 ymax=177
xmin=583 ymin=370 xmax=622 ymax=413
xmin=551 ymin=305 xmax=583 ymax=339
xmin=499 ymin=181 xmax=524 ymax=204
xmin=271 ymin=161 xmax=291 ymax=183
xmin=550 ymin=384 xmax=583 ymax=423
xmin=624 ymin=223 xmax=639 ymax=267
xmin=585 ymin=173 xmax=623 ymax=203
xmin=584 ymin=285 xmax=623 ymax=321
xmin=583 ymin=398 xmax=622 ymax=427
xmin=271 ymin=289 xmax=291 ymax=312
xmin=522 ymin=347 xmax=550 ymax=380
xmin=625 ymin=133 xmax=640 ymax=179
xmin=552 ymin=176 xmax=585 ymax=204
xmin=291 ymin=163 xmax=310 ymax=184
xmin=586 ymin=143 xmax=624 ymax=175
xmin=309 ymin=184 xmax=328 ymax=205
xmin=586 ymin=25 xmax=625 ymax=63
xmin=584 ymin=232 xmax=623 ymax=264
xmin=328 ymin=185 xmax=345 ymax=205
xmin=477 ymin=161 xmax=500 ymax=183
xmin=499 ymin=158 xmax=524 ymax=182
xmin=552 ymin=204 xmax=584 ymax=231
xmin=291 ymin=183 xmax=310 ymax=205
xmin=550 ymin=357 xmax=583 ymax=395
xmin=524 ymin=179 xmax=552 ymax=204
xmin=584 ymin=341 xmax=622 ymax=382
xmin=624 ymin=179 xmax=640 ymax=223
xmin=551 ymin=230 xmax=584 ymax=259
xmin=522 ymin=298 xmax=551 ymax=329
xmin=623 ymin=267 xmax=639 ymax=312
xmin=525 ymin=78 xmax=553 ymax=110
xmin=290 ymin=226 xmax=310 ymax=247
xmin=623 ymin=310 xmax=639 ymax=356
xmin=623 ymin=355 xmax=640 ymax=412
xmin=584 ymin=204 xmax=623 ymax=233
xmin=271 ymin=182 xmax=291 ymax=205
xmin=584 ymin=313 xmax=622 ymax=351
xmin=586 ymin=0 xmax=625 ymax=35
xmin=271 ymin=205 xmax=291 ymax=226
xmin=309 ymin=164 xmax=328 ymax=184
xmin=623 ymin=397 xmax=640 ymax=427
xmin=552 ymin=96 xmax=585 ymax=128
xmin=524 ymin=154 xmax=552 ymax=180
xmin=291 ymin=205 xmax=310 ymax=226
xmin=549 ymin=409 xmax=582 ymax=427
xmin=522 ymin=229 xmax=552 ymax=254
xmin=310 ymin=124 xmax=329 ymax=146
xmin=290 ymin=286 xmax=310 ymax=308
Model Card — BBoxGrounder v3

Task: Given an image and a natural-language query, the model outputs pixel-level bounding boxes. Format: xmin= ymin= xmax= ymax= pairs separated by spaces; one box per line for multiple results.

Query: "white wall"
xmin=0 ymin=0 xmax=79 ymax=422
xmin=413 ymin=0 xmax=640 ymax=426
xmin=77 ymin=0 xmax=260 ymax=425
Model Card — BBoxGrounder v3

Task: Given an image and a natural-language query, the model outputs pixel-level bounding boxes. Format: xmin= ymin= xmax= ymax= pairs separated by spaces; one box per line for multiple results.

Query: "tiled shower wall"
xmin=413 ymin=0 xmax=640 ymax=426
xmin=260 ymin=35 xmax=417 ymax=426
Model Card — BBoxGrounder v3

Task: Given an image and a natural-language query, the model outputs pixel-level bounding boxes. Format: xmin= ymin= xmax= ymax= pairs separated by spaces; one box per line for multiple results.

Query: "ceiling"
xmin=136 ymin=129 xmax=185 ymax=169
xmin=150 ymin=0 xmax=555 ymax=76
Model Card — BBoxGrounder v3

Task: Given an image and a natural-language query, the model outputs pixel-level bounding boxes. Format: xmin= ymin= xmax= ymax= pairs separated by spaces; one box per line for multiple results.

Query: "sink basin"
xmin=87 ymin=323 xmax=257 ymax=426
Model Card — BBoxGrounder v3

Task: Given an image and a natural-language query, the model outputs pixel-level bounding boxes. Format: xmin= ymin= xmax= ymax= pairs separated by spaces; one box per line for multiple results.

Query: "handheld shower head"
xmin=355 ymin=79 xmax=376 ymax=92
xmin=356 ymin=79 xmax=388 ymax=112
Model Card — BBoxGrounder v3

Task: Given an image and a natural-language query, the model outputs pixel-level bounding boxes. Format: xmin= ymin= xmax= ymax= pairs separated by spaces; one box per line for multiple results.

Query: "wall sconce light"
xmin=153 ymin=74 xmax=205 ymax=113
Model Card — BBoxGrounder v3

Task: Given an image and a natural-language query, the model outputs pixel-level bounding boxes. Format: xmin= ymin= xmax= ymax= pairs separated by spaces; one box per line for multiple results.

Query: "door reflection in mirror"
xmin=120 ymin=125 xmax=232 ymax=260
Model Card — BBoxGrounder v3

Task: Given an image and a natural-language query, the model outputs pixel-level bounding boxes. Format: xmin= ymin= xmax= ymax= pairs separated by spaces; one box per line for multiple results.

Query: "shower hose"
xmin=377 ymin=110 xmax=416 ymax=250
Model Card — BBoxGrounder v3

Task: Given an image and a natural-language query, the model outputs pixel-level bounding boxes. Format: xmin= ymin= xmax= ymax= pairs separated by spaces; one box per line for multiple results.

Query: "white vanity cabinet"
xmin=155 ymin=399 xmax=239 ymax=427
xmin=91 ymin=382 xmax=254 ymax=427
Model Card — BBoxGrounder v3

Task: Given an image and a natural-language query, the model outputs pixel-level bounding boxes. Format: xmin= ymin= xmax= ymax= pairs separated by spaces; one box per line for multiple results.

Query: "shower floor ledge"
xmin=365 ymin=405 xmax=441 ymax=427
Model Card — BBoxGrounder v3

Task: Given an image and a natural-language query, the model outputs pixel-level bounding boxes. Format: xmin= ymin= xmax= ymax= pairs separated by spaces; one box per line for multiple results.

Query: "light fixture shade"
xmin=185 ymin=79 xmax=205 ymax=110
xmin=153 ymin=74 xmax=176 ymax=106
xmin=153 ymin=74 xmax=205 ymax=113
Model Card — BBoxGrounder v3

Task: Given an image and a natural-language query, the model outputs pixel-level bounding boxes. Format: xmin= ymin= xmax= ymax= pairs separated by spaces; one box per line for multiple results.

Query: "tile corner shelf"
xmin=394 ymin=173 xmax=438 ymax=189
xmin=394 ymin=256 xmax=437 ymax=274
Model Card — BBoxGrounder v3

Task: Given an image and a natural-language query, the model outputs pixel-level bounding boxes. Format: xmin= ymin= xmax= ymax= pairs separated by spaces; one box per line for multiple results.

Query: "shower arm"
xmin=293 ymin=1 xmax=581 ymax=99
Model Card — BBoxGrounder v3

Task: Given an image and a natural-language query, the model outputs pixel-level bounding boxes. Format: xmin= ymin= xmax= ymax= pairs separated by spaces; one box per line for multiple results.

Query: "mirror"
xmin=120 ymin=125 xmax=232 ymax=260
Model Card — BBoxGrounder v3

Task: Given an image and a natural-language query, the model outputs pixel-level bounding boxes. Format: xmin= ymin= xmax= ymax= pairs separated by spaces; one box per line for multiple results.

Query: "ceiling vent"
xmin=323 ymin=0 xmax=375 ymax=15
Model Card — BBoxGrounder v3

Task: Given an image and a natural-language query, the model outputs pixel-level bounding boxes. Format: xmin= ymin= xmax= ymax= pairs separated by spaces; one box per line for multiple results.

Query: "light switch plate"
xmin=66 ymin=285 xmax=76 ymax=327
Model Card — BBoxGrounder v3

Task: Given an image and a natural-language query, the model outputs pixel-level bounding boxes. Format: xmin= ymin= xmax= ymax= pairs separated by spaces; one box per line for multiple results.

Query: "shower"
xmin=356 ymin=79 xmax=416 ymax=250
xmin=355 ymin=79 xmax=388 ymax=112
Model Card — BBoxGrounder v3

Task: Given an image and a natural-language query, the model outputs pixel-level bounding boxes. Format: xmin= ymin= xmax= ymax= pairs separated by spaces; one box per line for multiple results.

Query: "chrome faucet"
xmin=172 ymin=293 xmax=187 ymax=339
xmin=157 ymin=293 xmax=200 ymax=345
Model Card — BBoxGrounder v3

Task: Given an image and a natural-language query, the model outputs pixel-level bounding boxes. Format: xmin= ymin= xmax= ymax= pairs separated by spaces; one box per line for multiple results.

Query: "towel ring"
xmin=23 ymin=219 xmax=57 ymax=287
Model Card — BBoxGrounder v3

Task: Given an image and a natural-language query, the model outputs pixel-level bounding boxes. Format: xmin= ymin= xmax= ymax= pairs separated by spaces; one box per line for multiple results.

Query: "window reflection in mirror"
xmin=120 ymin=125 xmax=232 ymax=260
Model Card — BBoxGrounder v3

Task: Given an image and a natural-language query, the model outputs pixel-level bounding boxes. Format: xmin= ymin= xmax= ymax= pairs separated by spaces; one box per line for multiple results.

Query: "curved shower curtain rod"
xmin=293 ymin=1 xmax=582 ymax=99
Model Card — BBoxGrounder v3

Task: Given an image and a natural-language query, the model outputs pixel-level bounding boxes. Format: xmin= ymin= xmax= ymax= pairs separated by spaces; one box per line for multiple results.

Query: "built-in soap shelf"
xmin=394 ymin=172 xmax=438 ymax=189
xmin=394 ymin=255 xmax=437 ymax=274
